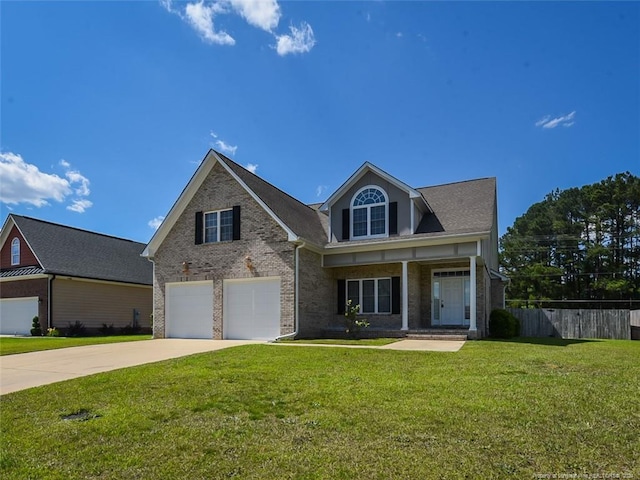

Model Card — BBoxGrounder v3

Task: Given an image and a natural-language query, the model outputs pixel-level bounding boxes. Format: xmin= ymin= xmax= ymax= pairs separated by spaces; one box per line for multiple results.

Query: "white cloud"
xmin=184 ymin=1 xmax=235 ymax=45
xmin=535 ymin=111 xmax=576 ymax=129
xmin=215 ymin=139 xmax=238 ymax=156
xmin=275 ymin=22 xmax=316 ymax=56
xmin=246 ymin=163 xmax=258 ymax=173
xmin=316 ymin=185 xmax=327 ymax=198
xmin=161 ymin=1 xmax=314 ymax=56
xmin=0 ymin=152 xmax=71 ymax=207
xmin=65 ymin=169 xmax=91 ymax=196
xmin=0 ymin=152 xmax=92 ymax=212
xmin=67 ymin=199 xmax=93 ymax=213
xmin=229 ymin=0 xmax=280 ymax=32
xmin=210 ymin=130 xmax=218 ymax=139
xmin=396 ymin=32 xmax=403 ymax=38
xmin=148 ymin=216 xmax=165 ymax=230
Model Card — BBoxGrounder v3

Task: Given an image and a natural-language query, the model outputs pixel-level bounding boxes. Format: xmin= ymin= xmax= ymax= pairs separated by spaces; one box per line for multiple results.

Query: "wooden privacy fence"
xmin=507 ymin=308 xmax=632 ymax=340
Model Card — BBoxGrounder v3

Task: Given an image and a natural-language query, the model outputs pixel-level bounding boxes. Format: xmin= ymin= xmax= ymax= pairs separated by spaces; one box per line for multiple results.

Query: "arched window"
xmin=11 ymin=237 xmax=20 ymax=266
xmin=351 ymin=186 xmax=388 ymax=238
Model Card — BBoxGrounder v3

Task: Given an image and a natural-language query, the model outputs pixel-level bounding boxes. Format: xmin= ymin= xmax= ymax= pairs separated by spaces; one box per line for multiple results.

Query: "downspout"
xmin=274 ymin=241 xmax=305 ymax=341
xmin=47 ymin=274 xmax=55 ymax=330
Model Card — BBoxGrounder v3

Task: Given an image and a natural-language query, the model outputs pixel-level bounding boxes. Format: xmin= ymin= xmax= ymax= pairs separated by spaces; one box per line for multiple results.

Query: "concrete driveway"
xmin=0 ymin=339 xmax=262 ymax=395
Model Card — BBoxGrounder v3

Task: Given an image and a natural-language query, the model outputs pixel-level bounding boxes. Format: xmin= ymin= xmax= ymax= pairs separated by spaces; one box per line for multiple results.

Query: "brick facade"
xmin=0 ymin=225 xmax=39 ymax=269
xmin=0 ymin=277 xmax=49 ymax=327
xmin=152 ymin=162 xmax=295 ymax=339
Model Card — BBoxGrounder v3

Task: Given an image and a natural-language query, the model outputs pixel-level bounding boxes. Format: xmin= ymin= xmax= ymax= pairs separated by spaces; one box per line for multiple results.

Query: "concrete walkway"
xmin=0 ymin=339 xmax=262 ymax=395
xmin=271 ymin=339 xmax=466 ymax=352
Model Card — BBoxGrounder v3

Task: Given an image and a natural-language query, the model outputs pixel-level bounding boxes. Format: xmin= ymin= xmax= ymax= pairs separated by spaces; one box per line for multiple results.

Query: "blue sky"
xmin=1 ymin=1 xmax=638 ymax=243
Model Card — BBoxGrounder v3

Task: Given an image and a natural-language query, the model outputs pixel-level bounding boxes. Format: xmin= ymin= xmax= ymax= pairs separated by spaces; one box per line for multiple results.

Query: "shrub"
xmin=98 ymin=323 xmax=115 ymax=335
xmin=120 ymin=324 xmax=142 ymax=335
xmin=490 ymin=309 xmax=520 ymax=339
xmin=30 ymin=316 xmax=42 ymax=336
xmin=344 ymin=300 xmax=370 ymax=339
xmin=47 ymin=327 xmax=60 ymax=337
xmin=66 ymin=321 xmax=86 ymax=337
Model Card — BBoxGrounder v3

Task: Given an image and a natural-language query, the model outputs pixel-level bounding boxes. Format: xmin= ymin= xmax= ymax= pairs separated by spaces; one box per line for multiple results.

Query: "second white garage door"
xmin=0 ymin=297 xmax=39 ymax=335
xmin=223 ymin=277 xmax=281 ymax=340
xmin=165 ymin=282 xmax=214 ymax=339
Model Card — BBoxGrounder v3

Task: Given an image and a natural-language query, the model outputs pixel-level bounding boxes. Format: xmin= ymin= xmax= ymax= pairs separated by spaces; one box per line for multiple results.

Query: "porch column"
xmin=469 ymin=256 xmax=477 ymax=334
xmin=401 ymin=261 xmax=409 ymax=331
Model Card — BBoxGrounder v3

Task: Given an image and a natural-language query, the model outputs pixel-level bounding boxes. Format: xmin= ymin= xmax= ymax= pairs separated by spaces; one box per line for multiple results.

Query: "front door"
xmin=441 ymin=278 xmax=463 ymax=325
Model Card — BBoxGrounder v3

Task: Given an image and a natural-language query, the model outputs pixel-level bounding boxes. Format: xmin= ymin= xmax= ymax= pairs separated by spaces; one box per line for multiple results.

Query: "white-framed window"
xmin=11 ymin=237 xmax=20 ymax=266
xmin=350 ymin=186 xmax=388 ymax=239
xmin=204 ymin=209 xmax=234 ymax=243
xmin=346 ymin=278 xmax=392 ymax=314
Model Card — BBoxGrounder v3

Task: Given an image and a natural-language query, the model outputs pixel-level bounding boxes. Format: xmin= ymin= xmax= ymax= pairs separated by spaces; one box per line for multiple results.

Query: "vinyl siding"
xmin=52 ymin=278 xmax=152 ymax=331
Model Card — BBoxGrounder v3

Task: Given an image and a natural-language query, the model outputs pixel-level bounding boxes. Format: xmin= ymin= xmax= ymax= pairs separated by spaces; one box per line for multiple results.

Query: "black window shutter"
xmin=389 ymin=202 xmax=398 ymax=235
xmin=195 ymin=211 xmax=203 ymax=245
xmin=342 ymin=209 xmax=350 ymax=240
xmin=232 ymin=205 xmax=241 ymax=240
xmin=391 ymin=276 xmax=401 ymax=314
xmin=337 ymin=279 xmax=346 ymax=314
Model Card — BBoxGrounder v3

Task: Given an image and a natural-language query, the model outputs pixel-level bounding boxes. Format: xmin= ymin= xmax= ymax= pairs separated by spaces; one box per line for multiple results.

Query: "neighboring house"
xmin=0 ymin=215 xmax=152 ymax=335
xmin=143 ymin=150 xmax=506 ymax=340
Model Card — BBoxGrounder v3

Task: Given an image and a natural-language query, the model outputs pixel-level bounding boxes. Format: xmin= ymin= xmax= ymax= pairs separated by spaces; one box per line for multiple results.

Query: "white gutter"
xmin=274 ymin=241 xmax=305 ymax=341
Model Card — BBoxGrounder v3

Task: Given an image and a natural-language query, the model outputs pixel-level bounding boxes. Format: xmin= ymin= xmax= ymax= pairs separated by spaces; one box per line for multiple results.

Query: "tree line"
xmin=500 ymin=172 xmax=640 ymax=308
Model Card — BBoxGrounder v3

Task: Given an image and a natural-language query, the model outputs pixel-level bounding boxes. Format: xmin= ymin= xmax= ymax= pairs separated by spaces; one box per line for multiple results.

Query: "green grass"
xmin=1 ymin=339 xmax=639 ymax=479
xmin=0 ymin=335 xmax=152 ymax=356
xmin=278 ymin=337 xmax=399 ymax=346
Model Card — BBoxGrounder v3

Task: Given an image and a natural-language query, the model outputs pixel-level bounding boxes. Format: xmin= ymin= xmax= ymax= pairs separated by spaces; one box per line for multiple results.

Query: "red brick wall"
xmin=0 ymin=225 xmax=40 ymax=269
xmin=0 ymin=278 xmax=49 ymax=327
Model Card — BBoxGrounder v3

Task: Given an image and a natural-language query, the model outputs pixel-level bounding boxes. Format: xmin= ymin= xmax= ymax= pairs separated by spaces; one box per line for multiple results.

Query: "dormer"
xmin=320 ymin=162 xmax=432 ymax=243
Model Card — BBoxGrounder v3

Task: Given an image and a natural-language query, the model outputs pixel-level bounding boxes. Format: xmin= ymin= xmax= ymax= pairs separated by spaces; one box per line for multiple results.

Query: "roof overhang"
xmin=319 ymin=162 xmax=430 ymax=212
xmin=322 ymin=231 xmax=490 ymax=255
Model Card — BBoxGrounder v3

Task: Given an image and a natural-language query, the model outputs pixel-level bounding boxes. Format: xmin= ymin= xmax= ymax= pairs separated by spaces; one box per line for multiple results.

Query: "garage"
xmin=165 ymin=282 xmax=214 ymax=339
xmin=0 ymin=297 xmax=39 ymax=335
xmin=223 ymin=277 xmax=281 ymax=340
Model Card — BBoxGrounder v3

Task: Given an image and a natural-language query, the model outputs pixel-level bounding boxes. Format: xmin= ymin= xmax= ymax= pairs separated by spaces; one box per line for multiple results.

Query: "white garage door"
xmin=0 ymin=297 xmax=39 ymax=335
xmin=165 ymin=282 xmax=214 ymax=339
xmin=223 ymin=277 xmax=281 ymax=340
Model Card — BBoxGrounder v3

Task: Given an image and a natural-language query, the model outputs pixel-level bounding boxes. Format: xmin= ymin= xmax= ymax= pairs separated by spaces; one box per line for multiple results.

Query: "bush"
xmin=66 ymin=321 xmax=86 ymax=337
xmin=344 ymin=300 xmax=370 ymax=339
xmin=30 ymin=316 xmax=42 ymax=336
xmin=490 ymin=309 xmax=520 ymax=338
xmin=120 ymin=324 xmax=141 ymax=335
xmin=47 ymin=327 xmax=60 ymax=337
xmin=98 ymin=323 xmax=115 ymax=335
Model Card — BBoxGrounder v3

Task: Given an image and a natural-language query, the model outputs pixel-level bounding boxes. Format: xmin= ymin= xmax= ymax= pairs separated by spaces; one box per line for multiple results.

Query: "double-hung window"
xmin=204 ymin=209 xmax=233 ymax=243
xmin=351 ymin=187 xmax=388 ymax=239
xmin=11 ymin=238 xmax=20 ymax=265
xmin=346 ymin=278 xmax=392 ymax=314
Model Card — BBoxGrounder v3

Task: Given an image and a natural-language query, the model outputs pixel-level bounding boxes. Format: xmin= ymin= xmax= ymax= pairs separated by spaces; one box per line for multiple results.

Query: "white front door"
xmin=441 ymin=278 xmax=464 ymax=325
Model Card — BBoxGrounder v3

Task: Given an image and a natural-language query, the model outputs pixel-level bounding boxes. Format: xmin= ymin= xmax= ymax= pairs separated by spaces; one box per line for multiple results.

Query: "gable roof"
xmin=219 ymin=153 xmax=329 ymax=244
xmin=416 ymin=177 xmax=496 ymax=236
xmin=1 ymin=215 xmax=152 ymax=285
xmin=319 ymin=161 xmax=431 ymax=212
xmin=143 ymin=149 xmax=328 ymax=257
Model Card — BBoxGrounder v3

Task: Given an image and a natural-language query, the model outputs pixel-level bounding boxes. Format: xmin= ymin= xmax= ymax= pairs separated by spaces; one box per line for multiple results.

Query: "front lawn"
xmin=1 ymin=339 xmax=638 ymax=479
xmin=0 ymin=335 xmax=152 ymax=356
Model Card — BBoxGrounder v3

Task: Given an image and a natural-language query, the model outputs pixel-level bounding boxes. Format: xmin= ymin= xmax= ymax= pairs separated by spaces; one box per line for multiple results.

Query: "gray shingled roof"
xmin=7 ymin=215 xmax=152 ymax=285
xmin=219 ymin=153 xmax=329 ymax=244
xmin=416 ymin=178 xmax=496 ymax=236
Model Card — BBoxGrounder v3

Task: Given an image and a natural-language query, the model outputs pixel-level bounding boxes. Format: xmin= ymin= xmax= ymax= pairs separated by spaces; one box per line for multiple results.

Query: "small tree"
xmin=344 ymin=299 xmax=370 ymax=339
xmin=30 ymin=316 xmax=42 ymax=336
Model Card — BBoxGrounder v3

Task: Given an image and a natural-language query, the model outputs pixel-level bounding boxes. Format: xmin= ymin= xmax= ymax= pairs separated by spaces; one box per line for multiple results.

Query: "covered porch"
xmin=324 ymin=240 xmax=494 ymax=339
